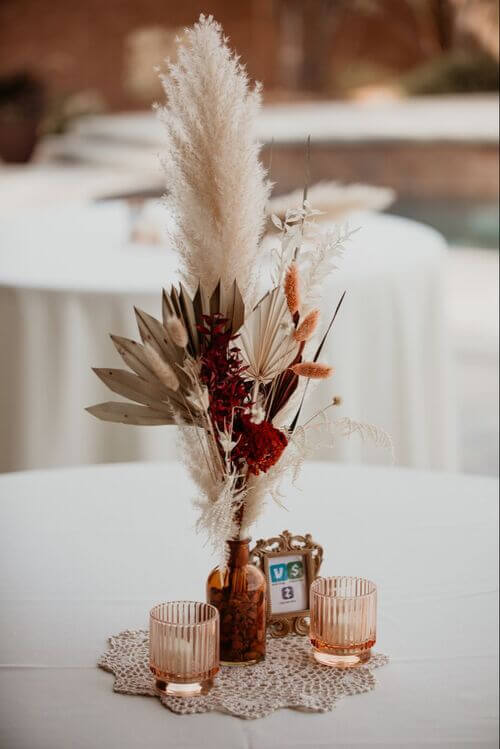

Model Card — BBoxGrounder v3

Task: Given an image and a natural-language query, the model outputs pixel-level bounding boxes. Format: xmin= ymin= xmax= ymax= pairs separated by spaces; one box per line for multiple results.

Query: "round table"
xmin=0 ymin=461 xmax=497 ymax=748
xmin=0 ymin=201 xmax=457 ymax=472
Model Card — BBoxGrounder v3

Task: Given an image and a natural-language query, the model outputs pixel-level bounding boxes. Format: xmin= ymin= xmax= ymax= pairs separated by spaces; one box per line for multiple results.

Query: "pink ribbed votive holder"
xmin=310 ymin=577 xmax=377 ymax=668
xmin=149 ymin=601 xmax=219 ymax=696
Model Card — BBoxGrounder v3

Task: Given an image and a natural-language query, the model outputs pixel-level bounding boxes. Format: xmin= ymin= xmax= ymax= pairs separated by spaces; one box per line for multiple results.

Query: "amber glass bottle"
xmin=207 ymin=538 xmax=266 ymax=665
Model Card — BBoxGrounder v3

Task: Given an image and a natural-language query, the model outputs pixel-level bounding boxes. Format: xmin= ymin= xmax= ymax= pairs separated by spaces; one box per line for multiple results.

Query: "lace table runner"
xmin=98 ymin=629 xmax=388 ymax=719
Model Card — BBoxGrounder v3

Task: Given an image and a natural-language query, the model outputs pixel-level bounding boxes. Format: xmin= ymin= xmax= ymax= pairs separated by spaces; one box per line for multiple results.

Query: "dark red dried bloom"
xmin=198 ymin=314 xmax=252 ymax=432
xmin=198 ymin=314 xmax=288 ymax=475
xmin=234 ymin=415 xmax=288 ymax=475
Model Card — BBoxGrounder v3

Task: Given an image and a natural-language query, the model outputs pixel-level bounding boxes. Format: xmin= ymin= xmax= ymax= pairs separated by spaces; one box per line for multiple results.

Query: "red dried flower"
xmin=198 ymin=314 xmax=288 ymax=475
xmin=235 ymin=415 xmax=288 ymax=475
xmin=198 ymin=314 xmax=252 ymax=432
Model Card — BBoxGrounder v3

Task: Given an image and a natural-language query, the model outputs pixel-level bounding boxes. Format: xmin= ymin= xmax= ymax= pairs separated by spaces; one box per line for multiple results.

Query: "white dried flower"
xmin=185 ymin=387 xmax=210 ymax=413
xmin=250 ymin=404 xmax=265 ymax=424
xmin=217 ymin=426 xmax=240 ymax=455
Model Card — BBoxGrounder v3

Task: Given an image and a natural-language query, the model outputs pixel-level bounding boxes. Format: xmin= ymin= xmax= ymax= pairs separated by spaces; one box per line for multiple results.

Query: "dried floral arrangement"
xmin=87 ymin=15 xmax=391 ymax=567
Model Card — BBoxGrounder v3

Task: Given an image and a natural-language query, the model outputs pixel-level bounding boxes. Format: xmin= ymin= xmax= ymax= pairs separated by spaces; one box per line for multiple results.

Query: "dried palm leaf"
xmin=85 ymin=402 xmax=174 ymax=426
xmin=92 ymin=368 xmax=174 ymax=410
xmin=238 ymin=286 xmax=299 ymax=383
xmin=110 ymin=335 xmax=157 ymax=383
xmin=88 ymin=279 xmax=245 ymax=427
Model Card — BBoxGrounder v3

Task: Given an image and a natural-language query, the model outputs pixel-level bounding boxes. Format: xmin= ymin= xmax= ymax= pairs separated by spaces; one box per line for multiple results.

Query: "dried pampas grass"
xmin=157 ymin=14 xmax=271 ymax=301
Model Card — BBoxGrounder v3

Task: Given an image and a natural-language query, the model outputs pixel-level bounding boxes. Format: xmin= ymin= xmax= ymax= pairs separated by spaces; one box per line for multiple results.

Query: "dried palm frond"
xmin=86 ymin=401 xmax=175 ymax=426
xmin=329 ymin=417 xmax=394 ymax=458
xmin=87 ymin=279 xmax=244 ymax=425
xmin=238 ymin=286 xmax=299 ymax=383
xmin=157 ymin=14 xmax=271 ymax=301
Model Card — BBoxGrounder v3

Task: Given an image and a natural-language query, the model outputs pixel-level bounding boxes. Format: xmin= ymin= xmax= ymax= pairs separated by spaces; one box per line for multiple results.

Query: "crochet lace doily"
xmin=98 ymin=629 xmax=388 ymax=719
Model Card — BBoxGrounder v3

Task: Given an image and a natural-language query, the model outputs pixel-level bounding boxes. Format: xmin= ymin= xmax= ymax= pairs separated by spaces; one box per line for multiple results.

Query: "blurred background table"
xmin=0 ymin=201 xmax=456 ymax=472
xmin=0 ymin=461 xmax=497 ymax=748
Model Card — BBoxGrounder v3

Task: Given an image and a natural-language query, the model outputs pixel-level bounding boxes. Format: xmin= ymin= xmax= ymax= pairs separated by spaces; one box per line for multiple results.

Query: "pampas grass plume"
xmin=157 ymin=14 xmax=271 ymax=301
xmin=291 ymin=362 xmax=333 ymax=379
xmin=166 ymin=316 xmax=188 ymax=348
xmin=293 ymin=308 xmax=320 ymax=342
xmin=144 ymin=343 xmax=180 ymax=390
xmin=284 ymin=262 xmax=300 ymax=315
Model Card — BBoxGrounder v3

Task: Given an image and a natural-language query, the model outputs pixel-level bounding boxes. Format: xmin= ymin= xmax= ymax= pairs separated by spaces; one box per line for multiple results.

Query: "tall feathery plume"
xmin=157 ymin=15 xmax=271 ymax=301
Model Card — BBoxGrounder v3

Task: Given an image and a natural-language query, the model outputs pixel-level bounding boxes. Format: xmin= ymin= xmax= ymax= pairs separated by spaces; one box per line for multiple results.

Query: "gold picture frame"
xmin=250 ymin=530 xmax=323 ymax=637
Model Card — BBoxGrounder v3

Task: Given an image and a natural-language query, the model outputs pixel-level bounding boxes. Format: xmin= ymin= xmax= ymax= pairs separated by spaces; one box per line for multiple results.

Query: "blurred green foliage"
xmin=400 ymin=51 xmax=499 ymax=95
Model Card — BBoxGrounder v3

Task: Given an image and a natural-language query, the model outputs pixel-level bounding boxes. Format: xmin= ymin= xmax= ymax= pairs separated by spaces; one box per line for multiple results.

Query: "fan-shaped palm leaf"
xmin=238 ymin=286 xmax=298 ymax=383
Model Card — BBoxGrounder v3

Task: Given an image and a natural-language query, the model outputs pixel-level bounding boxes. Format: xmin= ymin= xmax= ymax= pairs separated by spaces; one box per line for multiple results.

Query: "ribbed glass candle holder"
xmin=310 ymin=577 xmax=377 ymax=668
xmin=149 ymin=601 xmax=219 ymax=696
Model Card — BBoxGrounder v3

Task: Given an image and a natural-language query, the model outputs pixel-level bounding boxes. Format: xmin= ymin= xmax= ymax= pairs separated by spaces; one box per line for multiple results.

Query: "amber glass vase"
xmin=207 ymin=538 xmax=266 ymax=665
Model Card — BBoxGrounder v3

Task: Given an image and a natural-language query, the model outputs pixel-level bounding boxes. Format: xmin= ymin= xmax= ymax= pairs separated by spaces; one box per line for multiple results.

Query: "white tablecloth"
xmin=0 ymin=202 xmax=457 ymax=472
xmin=0 ymin=461 xmax=497 ymax=748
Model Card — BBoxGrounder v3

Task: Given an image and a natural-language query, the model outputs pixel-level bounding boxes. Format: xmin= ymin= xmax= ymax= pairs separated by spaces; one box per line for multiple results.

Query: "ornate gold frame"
xmin=250 ymin=530 xmax=323 ymax=637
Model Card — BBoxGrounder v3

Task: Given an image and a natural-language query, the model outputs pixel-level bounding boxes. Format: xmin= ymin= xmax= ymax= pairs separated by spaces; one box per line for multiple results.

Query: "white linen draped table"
xmin=0 ymin=201 xmax=456 ymax=473
xmin=0 ymin=461 xmax=497 ymax=748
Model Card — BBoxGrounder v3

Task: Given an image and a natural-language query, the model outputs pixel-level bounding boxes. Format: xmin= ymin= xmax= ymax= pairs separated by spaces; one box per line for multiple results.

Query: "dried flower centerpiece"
xmin=87 ymin=15 xmax=391 ymax=665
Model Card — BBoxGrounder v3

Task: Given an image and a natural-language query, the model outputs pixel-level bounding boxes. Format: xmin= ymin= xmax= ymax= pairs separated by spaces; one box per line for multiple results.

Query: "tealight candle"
xmin=149 ymin=601 xmax=219 ymax=696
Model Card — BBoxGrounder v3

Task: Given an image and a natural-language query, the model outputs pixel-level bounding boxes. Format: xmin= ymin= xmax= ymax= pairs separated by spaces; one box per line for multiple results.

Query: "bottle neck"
xmin=227 ymin=538 xmax=250 ymax=567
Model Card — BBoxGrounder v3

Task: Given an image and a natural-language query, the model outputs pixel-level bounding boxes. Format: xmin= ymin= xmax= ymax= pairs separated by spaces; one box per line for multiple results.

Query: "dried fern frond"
xmin=329 ymin=417 xmax=394 ymax=459
xmin=299 ymin=224 xmax=356 ymax=308
xmin=157 ymin=14 xmax=271 ymax=301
